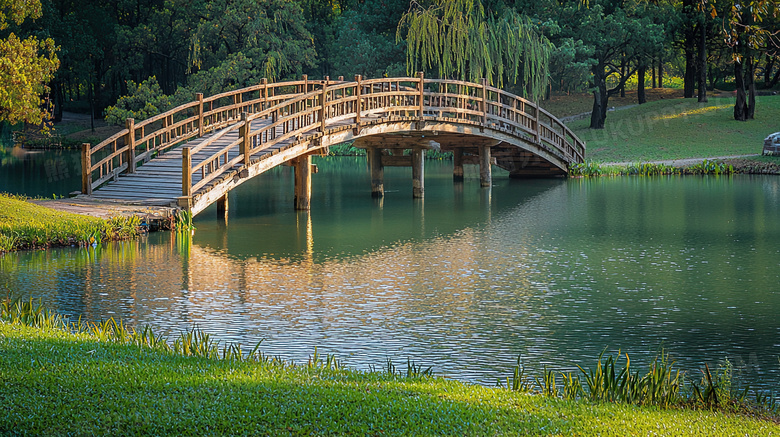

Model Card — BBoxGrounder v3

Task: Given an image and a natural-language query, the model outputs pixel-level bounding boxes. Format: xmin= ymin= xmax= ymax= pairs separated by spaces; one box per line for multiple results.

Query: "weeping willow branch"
xmin=397 ymin=0 xmax=553 ymax=100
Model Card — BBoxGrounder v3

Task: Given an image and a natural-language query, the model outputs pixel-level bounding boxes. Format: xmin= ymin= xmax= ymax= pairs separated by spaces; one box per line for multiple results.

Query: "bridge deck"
xmin=74 ymin=76 xmax=585 ymax=216
xmin=85 ymin=117 xmax=322 ymax=206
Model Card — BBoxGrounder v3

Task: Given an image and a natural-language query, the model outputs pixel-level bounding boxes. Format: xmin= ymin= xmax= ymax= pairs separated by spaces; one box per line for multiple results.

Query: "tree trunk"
xmin=770 ymin=66 xmax=780 ymax=89
xmin=637 ymin=65 xmax=647 ymax=104
xmin=652 ymin=60 xmax=657 ymax=88
xmin=620 ymin=55 xmax=627 ymax=98
xmin=747 ymin=56 xmax=755 ymax=119
xmin=658 ymin=57 xmax=663 ymax=88
xmin=590 ymin=69 xmax=608 ymax=129
xmin=764 ymin=56 xmax=775 ymax=88
xmin=697 ymin=20 xmax=708 ymax=102
xmin=734 ymin=60 xmax=748 ymax=121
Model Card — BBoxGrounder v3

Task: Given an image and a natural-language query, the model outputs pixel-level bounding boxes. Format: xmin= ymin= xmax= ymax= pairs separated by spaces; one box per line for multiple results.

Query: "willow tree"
xmin=396 ymin=0 xmax=553 ymax=101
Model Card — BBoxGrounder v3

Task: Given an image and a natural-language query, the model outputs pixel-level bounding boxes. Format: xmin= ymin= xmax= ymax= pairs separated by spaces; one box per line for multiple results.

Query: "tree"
xmin=715 ymin=0 xmax=780 ymax=120
xmin=104 ymin=76 xmax=172 ymax=125
xmin=0 ymin=0 xmax=59 ymax=125
xmin=556 ymin=0 xmax=666 ymax=128
xmin=397 ymin=0 xmax=554 ymax=101
xmin=188 ymin=0 xmax=317 ymax=81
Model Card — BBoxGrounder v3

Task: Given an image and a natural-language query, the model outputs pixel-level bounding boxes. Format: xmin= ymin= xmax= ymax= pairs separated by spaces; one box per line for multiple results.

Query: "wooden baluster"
xmin=81 ymin=143 xmax=92 ymax=195
xmin=196 ymin=93 xmax=204 ymax=137
xmin=354 ymin=74 xmax=362 ymax=127
xmin=417 ymin=71 xmax=424 ymax=120
xmin=480 ymin=78 xmax=487 ymax=126
xmin=261 ymin=78 xmax=267 ymax=112
xmin=320 ymin=77 xmax=328 ymax=133
xmin=180 ymin=147 xmax=192 ymax=209
xmin=534 ymin=104 xmax=541 ymax=144
xmin=125 ymin=118 xmax=136 ymax=173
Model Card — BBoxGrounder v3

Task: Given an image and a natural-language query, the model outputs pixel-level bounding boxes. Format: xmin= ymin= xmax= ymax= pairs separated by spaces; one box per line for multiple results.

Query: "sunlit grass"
xmin=0 ymin=193 xmax=140 ymax=252
xmin=1 ymin=298 xmax=778 ymax=435
xmin=569 ymin=96 xmax=780 ymax=162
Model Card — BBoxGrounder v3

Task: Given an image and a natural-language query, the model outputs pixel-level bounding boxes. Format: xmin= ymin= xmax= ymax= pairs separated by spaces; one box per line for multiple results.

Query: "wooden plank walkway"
xmin=66 ymin=76 xmax=585 ymax=219
xmin=86 ymin=116 xmax=315 ymax=206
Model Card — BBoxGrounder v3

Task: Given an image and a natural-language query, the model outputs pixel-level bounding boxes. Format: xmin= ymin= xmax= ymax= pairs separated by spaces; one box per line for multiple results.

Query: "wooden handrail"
xmin=83 ymin=76 xmax=585 ymax=199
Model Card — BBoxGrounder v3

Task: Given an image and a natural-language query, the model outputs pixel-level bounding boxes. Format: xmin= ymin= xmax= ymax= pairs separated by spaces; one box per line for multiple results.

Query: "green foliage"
xmin=0 ymin=0 xmax=59 ymax=125
xmin=330 ymin=10 xmax=406 ymax=79
xmin=174 ymin=210 xmax=195 ymax=232
xmin=397 ymin=0 xmax=553 ymax=100
xmin=104 ymin=77 xmax=172 ymax=125
xmin=188 ymin=0 xmax=316 ymax=82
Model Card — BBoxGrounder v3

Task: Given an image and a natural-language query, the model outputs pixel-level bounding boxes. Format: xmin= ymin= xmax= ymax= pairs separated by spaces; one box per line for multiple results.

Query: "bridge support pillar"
xmin=479 ymin=145 xmax=492 ymax=187
xmin=216 ymin=193 xmax=229 ymax=218
xmin=412 ymin=147 xmax=424 ymax=198
xmin=294 ymin=155 xmax=312 ymax=210
xmin=367 ymin=147 xmax=384 ymax=197
xmin=453 ymin=149 xmax=464 ymax=182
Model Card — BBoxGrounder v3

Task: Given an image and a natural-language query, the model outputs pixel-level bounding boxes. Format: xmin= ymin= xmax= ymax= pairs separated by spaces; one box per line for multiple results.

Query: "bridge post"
xmin=354 ymin=75 xmax=362 ymax=128
xmin=294 ymin=154 xmax=312 ymax=210
xmin=196 ymin=93 xmax=204 ymax=137
xmin=81 ymin=143 xmax=92 ymax=195
xmin=179 ymin=146 xmax=192 ymax=209
xmin=302 ymin=74 xmax=308 ymax=93
xmin=240 ymin=113 xmax=251 ymax=165
xmin=412 ymin=147 xmax=424 ymax=198
xmin=319 ymin=77 xmax=328 ymax=133
xmin=261 ymin=78 xmax=268 ymax=110
xmin=479 ymin=144 xmax=492 ymax=187
xmin=216 ymin=193 xmax=228 ymax=218
xmin=367 ymin=147 xmax=384 ymax=198
xmin=534 ymin=105 xmax=541 ymax=144
xmin=480 ymin=78 xmax=488 ymax=127
xmin=453 ymin=148 xmax=464 ymax=182
xmin=125 ymin=118 xmax=136 ymax=174
xmin=417 ymin=71 xmax=424 ymax=120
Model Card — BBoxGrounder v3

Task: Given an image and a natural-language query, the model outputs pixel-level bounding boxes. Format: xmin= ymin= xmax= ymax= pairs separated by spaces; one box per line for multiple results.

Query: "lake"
xmin=1 ymin=149 xmax=779 ymax=390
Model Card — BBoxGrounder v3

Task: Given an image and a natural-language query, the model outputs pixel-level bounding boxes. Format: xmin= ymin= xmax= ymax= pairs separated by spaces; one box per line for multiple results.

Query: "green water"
xmin=1 ymin=156 xmax=779 ymax=388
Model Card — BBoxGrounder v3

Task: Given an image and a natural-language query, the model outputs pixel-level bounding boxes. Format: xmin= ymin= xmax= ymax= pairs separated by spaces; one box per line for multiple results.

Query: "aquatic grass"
xmin=174 ymin=209 xmax=195 ymax=232
xmin=568 ymin=160 xmax=737 ymax=177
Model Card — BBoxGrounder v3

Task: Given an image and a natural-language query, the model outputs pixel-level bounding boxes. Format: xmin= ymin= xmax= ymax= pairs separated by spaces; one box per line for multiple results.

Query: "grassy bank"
xmin=567 ymin=95 xmax=780 ymax=162
xmin=0 ymin=193 xmax=140 ymax=252
xmin=1 ymin=299 xmax=778 ymax=435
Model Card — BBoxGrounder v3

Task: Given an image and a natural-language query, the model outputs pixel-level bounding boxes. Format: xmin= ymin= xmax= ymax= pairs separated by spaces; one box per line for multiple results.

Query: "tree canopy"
xmin=0 ymin=0 xmax=59 ymax=125
xmin=3 ymin=0 xmax=779 ymax=128
xmin=398 ymin=0 xmax=553 ymax=100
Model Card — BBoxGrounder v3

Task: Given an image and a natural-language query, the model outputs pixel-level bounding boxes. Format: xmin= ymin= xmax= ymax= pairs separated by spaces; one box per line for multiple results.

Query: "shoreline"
xmin=1 ymin=299 xmax=778 ymax=434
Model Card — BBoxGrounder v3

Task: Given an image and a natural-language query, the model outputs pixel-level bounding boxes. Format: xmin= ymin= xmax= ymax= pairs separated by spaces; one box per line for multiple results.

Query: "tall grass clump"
xmin=569 ymin=160 xmax=735 ymax=177
xmin=503 ymin=349 xmax=778 ymax=418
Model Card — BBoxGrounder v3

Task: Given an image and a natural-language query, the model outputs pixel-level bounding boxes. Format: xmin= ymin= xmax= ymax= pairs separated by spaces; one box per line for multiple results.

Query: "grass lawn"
xmin=1 ymin=321 xmax=778 ymax=436
xmin=565 ymin=95 xmax=780 ymax=163
xmin=0 ymin=193 xmax=138 ymax=252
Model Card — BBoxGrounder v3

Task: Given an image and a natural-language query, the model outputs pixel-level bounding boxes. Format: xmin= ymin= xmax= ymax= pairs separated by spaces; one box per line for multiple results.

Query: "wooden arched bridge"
xmin=80 ymin=74 xmax=585 ymax=217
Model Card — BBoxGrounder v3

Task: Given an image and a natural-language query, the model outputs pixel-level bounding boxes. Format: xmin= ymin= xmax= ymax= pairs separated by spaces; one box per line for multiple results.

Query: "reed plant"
xmin=569 ymin=160 xmax=736 ymax=177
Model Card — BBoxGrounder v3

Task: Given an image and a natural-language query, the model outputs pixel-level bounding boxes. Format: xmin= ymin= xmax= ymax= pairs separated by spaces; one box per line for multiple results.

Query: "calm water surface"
xmin=2 ymin=155 xmax=779 ymax=388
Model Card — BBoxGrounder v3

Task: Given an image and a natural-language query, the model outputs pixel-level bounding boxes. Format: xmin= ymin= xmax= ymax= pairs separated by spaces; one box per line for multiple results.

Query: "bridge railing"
xmin=180 ymin=75 xmax=585 ymax=204
xmin=82 ymin=75 xmax=584 ymax=202
xmin=81 ymin=76 xmax=334 ymax=195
